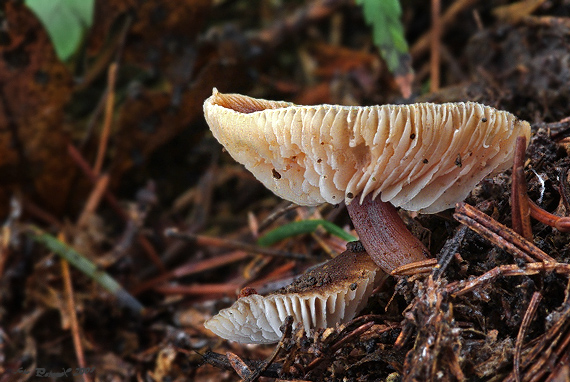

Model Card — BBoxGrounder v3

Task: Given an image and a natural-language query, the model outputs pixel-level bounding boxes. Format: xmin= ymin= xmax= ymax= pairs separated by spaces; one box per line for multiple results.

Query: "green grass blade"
xmin=257 ymin=219 xmax=357 ymax=247
xmin=29 ymin=228 xmax=144 ymax=314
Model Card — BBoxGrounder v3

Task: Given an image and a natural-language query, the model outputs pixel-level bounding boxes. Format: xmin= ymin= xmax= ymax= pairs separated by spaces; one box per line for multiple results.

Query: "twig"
xmin=226 ymin=352 xmax=254 ymax=380
xmin=22 ymin=199 xmax=63 ymax=229
xmin=60 ymin=250 xmax=91 ymax=382
xmin=67 ymin=143 xmax=127 ymax=220
xmin=411 ymin=0 xmax=480 ymax=59
xmin=154 ymin=283 xmax=242 ymax=296
xmin=93 ymin=63 xmax=118 ymax=176
xmin=243 ymin=316 xmax=294 ymax=382
xmin=391 ymin=258 xmax=438 ymax=276
xmin=430 ymin=0 xmax=441 ymax=92
xmin=164 ymin=229 xmax=312 ymax=260
xmin=258 ymin=202 xmax=299 ymax=232
xmin=76 ymin=173 xmax=110 ymax=229
xmin=253 ymin=0 xmax=350 ymax=49
xmin=131 ymin=250 xmax=251 ymax=295
xmin=201 ymin=351 xmax=281 ymax=378
xmin=449 ymin=262 xmax=570 ymax=296
xmin=511 ymin=136 xmax=533 ymax=240
xmin=432 ymin=225 xmax=467 ymax=279
xmin=67 ymin=143 xmax=165 ymax=272
xmin=454 ymin=203 xmax=554 ymax=263
xmin=305 ymin=315 xmax=389 ymax=372
xmin=514 ymin=292 xmax=542 ymax=382
xmin=503 ymin=293 xmax=570 ymax=382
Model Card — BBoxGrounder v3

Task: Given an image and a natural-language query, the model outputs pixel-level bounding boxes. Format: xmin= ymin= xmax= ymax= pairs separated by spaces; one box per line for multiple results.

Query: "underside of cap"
xmin=203 ymin=89 xmax=531 ymax=213
xmin=204 ymin=249 xmax=381 ymax=344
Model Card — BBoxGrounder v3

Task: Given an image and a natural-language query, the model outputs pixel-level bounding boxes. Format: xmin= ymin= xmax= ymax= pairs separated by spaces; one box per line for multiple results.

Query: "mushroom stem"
xmin=347 ymin=193 xmax=430 ymax=273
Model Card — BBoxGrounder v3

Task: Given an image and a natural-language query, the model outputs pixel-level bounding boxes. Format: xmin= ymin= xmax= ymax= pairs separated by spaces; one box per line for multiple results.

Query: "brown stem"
xmin=346 ymin=193 xmax=430 ymax=273
xmin=511 ymin=136 xmax=533 ymax=240
xmin=528 ymin=199 xmax=570 ymax=232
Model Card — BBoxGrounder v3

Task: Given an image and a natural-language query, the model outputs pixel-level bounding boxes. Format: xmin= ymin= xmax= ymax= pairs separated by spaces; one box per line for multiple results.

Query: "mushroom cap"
xmin=204 ymin=249 xmax=381 ymax=344
xmin=204 ymin=89 xmax=531 ymax=213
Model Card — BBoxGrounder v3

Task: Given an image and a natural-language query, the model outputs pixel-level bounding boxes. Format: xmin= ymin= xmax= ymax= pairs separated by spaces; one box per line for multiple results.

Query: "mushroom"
xmin=204 ymin=243 xmax=380 ymax=344
xmin=203 ymin=89 xmax=531 ymax=272
xmin=202 ymin=89 xmax=530 ymax=343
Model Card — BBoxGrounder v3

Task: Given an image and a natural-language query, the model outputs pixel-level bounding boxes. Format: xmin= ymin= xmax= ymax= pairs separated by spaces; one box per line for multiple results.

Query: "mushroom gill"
xmin=204 ymin=247 xmax=382 ymax=344
xmin=203 ymin=89 xmax=531 ymax=213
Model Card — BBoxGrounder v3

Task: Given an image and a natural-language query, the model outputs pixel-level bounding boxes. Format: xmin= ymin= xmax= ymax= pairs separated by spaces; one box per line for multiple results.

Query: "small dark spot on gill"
xmin=349 ymin=283 xmax=358 ymax=291
xmin=423 ymin=158 xmax=429 ymax=164
xmin=455 ymin=154 xmax=462 ymax=167
xmin=410 ymin=133 xmax=416 ymax=139
xmin=272 ymin=169 xmax=281 ymax=179
xmin=347 ymin=192 xmax=354 ymax=199
xmin=317 ymin=158 xmax=322 ymax=163
xmin=482 ymin=117 xmax=488 ymax=123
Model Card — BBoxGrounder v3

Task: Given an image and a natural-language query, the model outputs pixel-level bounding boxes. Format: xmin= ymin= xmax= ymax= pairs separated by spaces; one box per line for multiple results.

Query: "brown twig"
xmin=511 ymin=136 xmax=533 ymax=240
xmin=514 ymin=291 xmax=542 ymax=382
xmin=253 ymin=0 xmax=350 ymax=49
xmin=454 ymin=203 xmax=554 ymax=263
xmin=432 ymin=225 xmax=468 ymax=279
xmin=246 ymin=316 xmax=294 ymax=382
xmin=410 ymin=0 xmax=480 ymax=60
xmin=305 ymin=315 xmax=389 ymax=372
xmin=164 ymin=229 xmax=312 ymax=260
xmin=59 ymin=238 xmax=91 ymax=382
xmin=503 ymin=292 xmax=570 ymax=382
xmin=22 ymin=199 xmax=63 ymax=229
xmin=131 ymin=250 xmax=251 ymax=295
xmin=93 ymin=63 xmax=118 ymax=176
xmin=528 ymin=199 xmax=570 ymax=232
xmin=76 ymin=173 xmax=110 ymax=229
xmin=258 ymin=202 xmax=299 ymax=232
xmin=391 ymin=258 xmax=438 ymax=276
xmin=67 ymin=143 xmax=165 ymax=272
xmin=449 ymin=262 xmax=570 ymax=296
xmin=67 ymin=143 xmax=127 ymax=221
xmin=430 ymin=0 xmax=441 ymax=92
xmin=154 ymin=283 xmax=242 ymax=296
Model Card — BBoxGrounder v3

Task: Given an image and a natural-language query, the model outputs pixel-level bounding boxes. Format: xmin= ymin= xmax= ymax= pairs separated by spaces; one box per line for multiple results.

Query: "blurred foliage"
xmin=25 ymin=0 xmax=94 ymax=61
xmin=356 ymin=0 xmax=412 ymax=76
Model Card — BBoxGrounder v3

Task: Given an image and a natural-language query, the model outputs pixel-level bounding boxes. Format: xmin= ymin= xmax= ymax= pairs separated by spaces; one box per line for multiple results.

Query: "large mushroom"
xmin=202 ymin=89 xmax=531 ymax=343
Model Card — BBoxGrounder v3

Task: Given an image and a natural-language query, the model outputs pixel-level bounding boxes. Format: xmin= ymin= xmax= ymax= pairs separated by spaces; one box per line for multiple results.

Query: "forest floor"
xmin=2 ymin=1 xmax=570 ymax=381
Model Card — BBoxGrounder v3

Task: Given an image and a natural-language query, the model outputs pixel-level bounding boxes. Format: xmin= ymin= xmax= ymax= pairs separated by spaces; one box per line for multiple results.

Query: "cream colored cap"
xmin=204 ymin=89 xmax=531 ymax=213
xmin=204 ymin=249 xmax=381 ymax=344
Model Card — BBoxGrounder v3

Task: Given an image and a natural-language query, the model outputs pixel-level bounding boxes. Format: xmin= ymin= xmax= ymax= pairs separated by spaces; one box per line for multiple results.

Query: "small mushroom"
xmin=204 ymin=89 xmax=531 ymax=271
xmin=204 ymin=245 xmax=381 ymax=344
xmin=202 ymin=89 xmax=530 ymax=343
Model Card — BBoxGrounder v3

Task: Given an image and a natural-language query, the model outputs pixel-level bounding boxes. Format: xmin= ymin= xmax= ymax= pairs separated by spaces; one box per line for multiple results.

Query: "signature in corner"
xmin=35 ymin=368 xmax=73 ymax=378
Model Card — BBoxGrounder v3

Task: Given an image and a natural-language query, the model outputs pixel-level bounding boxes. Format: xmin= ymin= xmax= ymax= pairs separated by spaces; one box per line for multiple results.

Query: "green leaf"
xmin=355 ymin=0 xmax=412 ymax=76
xmin=257 ymin=219 xmax=357 ymax=247
xmin=29 ymin=227 xmax=144 ymax=313
xmin=25 ymin=0 xmax=94 ymax=61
